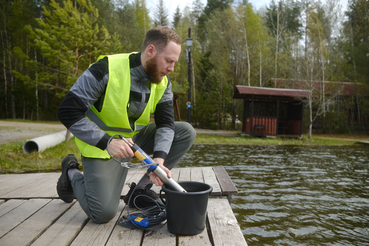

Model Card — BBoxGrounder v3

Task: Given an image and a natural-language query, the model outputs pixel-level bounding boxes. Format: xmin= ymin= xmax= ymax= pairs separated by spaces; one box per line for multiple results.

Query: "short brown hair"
xmin=142 ymin=26 xmax=181 ymax=53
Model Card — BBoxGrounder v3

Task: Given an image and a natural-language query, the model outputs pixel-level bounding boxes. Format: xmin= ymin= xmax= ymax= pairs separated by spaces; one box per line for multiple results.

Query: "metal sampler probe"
xmin=121 ymin=137 xmax=187 ymax=193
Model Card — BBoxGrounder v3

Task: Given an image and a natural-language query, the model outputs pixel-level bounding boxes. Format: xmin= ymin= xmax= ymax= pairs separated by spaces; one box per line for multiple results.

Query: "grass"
xmin=0 ymin=138 xmax=81 ymax=174
xmin=1 ymin=133 xmax=367 ymax=174
xmin=194 ymin=133 xmax=364 ymax=145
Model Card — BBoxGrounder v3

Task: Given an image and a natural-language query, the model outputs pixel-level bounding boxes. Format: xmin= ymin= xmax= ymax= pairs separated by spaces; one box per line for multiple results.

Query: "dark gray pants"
xmin=71 ymin=122 xmax=196 ymax=223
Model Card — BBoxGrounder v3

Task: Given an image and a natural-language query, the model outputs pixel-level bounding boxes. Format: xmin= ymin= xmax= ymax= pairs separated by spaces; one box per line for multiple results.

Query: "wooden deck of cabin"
xmin=0 ymin=166 xmax=247 ymax=246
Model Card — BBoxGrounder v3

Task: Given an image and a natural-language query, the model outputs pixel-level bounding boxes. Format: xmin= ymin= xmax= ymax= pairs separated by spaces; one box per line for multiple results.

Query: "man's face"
xmin=145 ymin=41 xmax=181 ymax=84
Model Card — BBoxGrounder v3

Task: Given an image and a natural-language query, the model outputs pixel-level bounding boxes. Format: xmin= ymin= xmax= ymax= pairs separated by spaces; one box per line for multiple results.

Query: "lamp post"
xmin=186 ymin=28 xmax=193 ymax=124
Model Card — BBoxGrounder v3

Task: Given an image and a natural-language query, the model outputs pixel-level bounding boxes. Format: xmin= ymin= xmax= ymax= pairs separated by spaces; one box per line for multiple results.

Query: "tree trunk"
xmin=305 ymin=1 xmax=309 ymax=58
xmin=192 ymin=54 xmax=195 ymax=112
xmin=274 ymin=8 xmax=280 ymax=87
xmin=308 ymin=91 xmax=313 ymax=139
xmin=231 ymin=99 xmax=236 ymax=130
xmin=243 ymin=25 xmax=250 ymax=86
xmin=23 ymin=101 xmax=26 ymax=119
xmin=349 ymin=15 xmax=357 ymax=80
xmin=319 ymin=29 xmax=326 ymax=117
xmin=35 ymin=49 xmax=39 ymax=120
xmin=1 ymin=31 xmax=8 ymax=118
xmin=242 ymin=8 xmax=251 ymax=86
xmin=259 ymin=50 xmax=262 ymax=87
xmin=5 ymin=26 xmax=15 ymax=119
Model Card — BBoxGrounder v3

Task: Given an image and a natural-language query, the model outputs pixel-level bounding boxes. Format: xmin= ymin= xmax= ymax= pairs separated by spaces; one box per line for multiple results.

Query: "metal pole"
xmin=187 ymin=28 xmax=192 ymax=124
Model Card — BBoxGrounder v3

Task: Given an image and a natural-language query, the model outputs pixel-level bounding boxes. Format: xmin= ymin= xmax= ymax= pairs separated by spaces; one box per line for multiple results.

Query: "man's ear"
xmin=146 ymin=44 xmax=156 ymax=57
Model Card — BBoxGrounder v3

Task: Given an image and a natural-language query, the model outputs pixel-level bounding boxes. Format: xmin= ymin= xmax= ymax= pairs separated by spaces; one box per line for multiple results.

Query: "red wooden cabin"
xmin=234 ymin=86 xmax=309 ymax=138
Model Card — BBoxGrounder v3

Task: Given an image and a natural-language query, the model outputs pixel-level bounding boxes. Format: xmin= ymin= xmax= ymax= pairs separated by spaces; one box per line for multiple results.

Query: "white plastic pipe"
xmin=22 ymin=130 xmax=73 ymax=153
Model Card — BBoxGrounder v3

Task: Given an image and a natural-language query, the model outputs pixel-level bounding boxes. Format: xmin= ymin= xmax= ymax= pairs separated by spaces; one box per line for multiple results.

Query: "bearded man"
xmin=57 ymin=26 xmax=196 ymax=224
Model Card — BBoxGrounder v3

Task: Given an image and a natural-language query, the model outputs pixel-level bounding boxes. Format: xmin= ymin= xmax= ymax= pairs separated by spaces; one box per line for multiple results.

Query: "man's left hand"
xmin=148 ymin=158 xmax=172 ymax=186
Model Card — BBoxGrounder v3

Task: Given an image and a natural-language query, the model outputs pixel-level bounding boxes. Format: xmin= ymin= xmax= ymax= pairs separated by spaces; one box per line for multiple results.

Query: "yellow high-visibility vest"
xmin=75 ymin=53 xmax=168 ymax=159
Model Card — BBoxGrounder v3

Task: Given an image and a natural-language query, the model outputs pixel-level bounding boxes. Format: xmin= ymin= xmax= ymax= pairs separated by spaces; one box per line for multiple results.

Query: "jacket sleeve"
xmin=57 ymin=58 xmax=111 ymax=150
xmin=153 ymin=78 xmax=175 ymax=160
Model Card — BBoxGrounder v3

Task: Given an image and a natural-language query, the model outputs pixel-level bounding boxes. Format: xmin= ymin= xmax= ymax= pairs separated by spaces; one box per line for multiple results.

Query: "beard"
xmin=145 ymin=55 xmax=164 ymax=84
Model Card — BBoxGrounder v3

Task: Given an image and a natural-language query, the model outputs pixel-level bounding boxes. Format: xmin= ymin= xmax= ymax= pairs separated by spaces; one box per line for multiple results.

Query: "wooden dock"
xmin=0 ymin=166 xmax=247 ymax=246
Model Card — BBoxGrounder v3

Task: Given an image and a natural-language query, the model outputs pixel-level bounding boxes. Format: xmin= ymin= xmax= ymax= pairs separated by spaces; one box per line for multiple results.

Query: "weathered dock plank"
xmin=0 ymin=199 xmax=74 ymax=246
xmin=0 ymin=199 xmax=50 ymax=238
xmin=178 ymin=167 xmax=191 ymax=181
xmin=31 ymin=202 xmax=89 ymax=246
xmin=177 ymin=229 xmax=212 ymax=245
xmin=190 ymin=167 xmax=204 ymax=182
xmin=202 ymin=167 xmax=222 ymax=195
xmin=106 ymin=206 xmax=144 ymax=246
xmin=0 ymin=199 xmax=27 ymax=217
xmin=0 ymin=167 xmax=247 ymax=246
xmin=121 ymin=169 xmax=146 ymax=196
xmin=71 ymin=201 xmax=125 ymax=246
xmin=106 ymin=222 xmax=143 ymax=246
xmin=213 ymin=166 xmax=238 ymax=202
xmin=0 ymin=173 xmax=41 ymax=197
xmin=207 ymin=198 xmax=246 ymax=246
xmin=142 ymin=226 xmax=176 ymax=245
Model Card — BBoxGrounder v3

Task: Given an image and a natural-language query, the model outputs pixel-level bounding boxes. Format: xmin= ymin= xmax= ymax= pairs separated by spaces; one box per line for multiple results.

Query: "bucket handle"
xmin=159 ymin=189 xmax=166 ymax=205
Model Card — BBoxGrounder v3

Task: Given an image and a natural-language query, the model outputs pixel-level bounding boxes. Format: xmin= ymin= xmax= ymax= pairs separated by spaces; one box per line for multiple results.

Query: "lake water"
xmin=180 ymin=144 xmax=369 ymax=246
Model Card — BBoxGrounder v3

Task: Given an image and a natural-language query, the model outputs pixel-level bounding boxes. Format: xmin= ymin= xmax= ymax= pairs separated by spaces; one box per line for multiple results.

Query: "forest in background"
xmin=0 ymin=0 xmax=368 ymax=133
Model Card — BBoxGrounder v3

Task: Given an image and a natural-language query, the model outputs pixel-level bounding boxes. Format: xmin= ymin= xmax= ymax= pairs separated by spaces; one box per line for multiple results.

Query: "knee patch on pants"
xmin=89 ymin=204 xmax=117 ymax=224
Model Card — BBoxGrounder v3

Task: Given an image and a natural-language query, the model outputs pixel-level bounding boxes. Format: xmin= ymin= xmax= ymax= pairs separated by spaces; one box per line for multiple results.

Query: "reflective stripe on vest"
xmin=75 ymin=53 xmax=168 ymax=159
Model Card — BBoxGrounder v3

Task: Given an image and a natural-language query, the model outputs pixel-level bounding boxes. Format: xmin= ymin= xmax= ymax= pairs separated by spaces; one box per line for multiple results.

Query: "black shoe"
xmin=123 ymin=182 xmax=164 ymax=208
xmin=57 ymin=154 xmax=80 ymax=203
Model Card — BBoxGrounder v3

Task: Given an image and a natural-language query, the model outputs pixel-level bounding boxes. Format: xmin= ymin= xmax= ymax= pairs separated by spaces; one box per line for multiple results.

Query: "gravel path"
xmin=0 ymin=120 xmax=240 ymax=145
xmin=0 ymin=121 xmax=66 ymax=145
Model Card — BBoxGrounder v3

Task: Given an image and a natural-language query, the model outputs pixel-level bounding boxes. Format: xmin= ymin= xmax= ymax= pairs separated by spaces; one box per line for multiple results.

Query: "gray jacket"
xmin=58 ymin=52 xmax=175 ymax=160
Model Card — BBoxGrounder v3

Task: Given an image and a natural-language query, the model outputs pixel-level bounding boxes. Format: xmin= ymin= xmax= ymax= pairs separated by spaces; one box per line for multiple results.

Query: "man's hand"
xmin=107 ymin=138 xmax=134 ymax=158
xmin=148 ymin=157 xmax=172 ymax=186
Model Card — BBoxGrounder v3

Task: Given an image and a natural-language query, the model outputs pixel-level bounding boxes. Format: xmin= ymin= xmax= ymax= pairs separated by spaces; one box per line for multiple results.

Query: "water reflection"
xmin=180 ymin=144 xmax=369 ymax=245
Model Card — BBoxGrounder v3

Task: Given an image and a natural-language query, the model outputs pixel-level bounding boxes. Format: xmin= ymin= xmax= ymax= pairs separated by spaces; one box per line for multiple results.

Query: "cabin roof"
xmin=234 ymin=85 xmax=309 ymax=99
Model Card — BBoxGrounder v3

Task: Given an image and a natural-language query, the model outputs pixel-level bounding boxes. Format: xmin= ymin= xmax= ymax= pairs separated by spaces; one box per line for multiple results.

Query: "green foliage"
xmin=135 ymin=0 xmax=151 ymax=39
xmin=265 ymin=0 xmax=302 ymax=38
xmin=342 ymin=0 xmax=369 ymax=84
xmin=25 ymin=0 xmax=122 ymax=96
xmin=203 ymin=0 xmax=230 ymax=16
xmin=172 ymin=6 xmax=182 ymax=30
xmin=0 ymin=137 xmax=81 ymax=174
xmin=197 ymin=0 xmax=231 ymax=50
xmin=0 ymin=0 xmax=368 ymax=133
xmin=153 ymin=0 xmax=169 ymax=26
xmin=321 ymin=111 xmax=349 ymax=134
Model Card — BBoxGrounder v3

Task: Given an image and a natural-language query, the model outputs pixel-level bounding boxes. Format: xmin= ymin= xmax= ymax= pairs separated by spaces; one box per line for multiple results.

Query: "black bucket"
xmin=160 ymin=181 xmax=213 ymax=235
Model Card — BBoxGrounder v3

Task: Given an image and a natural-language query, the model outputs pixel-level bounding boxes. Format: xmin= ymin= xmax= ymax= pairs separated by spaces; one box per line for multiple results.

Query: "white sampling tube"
xmin=22 ymin=130 xmax=72 ymax=153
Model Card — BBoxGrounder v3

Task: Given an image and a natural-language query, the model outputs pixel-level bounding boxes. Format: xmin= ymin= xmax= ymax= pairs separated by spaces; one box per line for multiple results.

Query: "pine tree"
xmin=115 ymin=1 xmax=141 ymax=52
xmin=24 ymin=0 xmax=121 ymax=97
xmin=344 ymin=0 xmax=369 ymax=84
xmin=0 ymin=0 xmax=42 ymax=119
xmin=191 ymin=0 xmax=204 ymax=22
xmin=153 ymin=0 xmax=169 ymax=26
xmin=135 ymin=0 xmax=151 ymax=36
xmin=172 ymin=5 xmax=182 ymax=30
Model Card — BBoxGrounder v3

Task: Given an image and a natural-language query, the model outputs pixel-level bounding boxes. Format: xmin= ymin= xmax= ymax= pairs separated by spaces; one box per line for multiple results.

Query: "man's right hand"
xmin=107 ymin=138 xmax=134 ymax=158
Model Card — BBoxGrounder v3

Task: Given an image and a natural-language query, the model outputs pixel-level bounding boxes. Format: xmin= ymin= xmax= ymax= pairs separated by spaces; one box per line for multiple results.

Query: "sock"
xmin=68 ymin=168 xmax=81 ymax=181
xmin=136 ymin=174 xmax=151 ymax=190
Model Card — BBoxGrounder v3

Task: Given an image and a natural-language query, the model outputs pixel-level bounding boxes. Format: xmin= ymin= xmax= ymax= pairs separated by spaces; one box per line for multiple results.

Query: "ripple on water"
xmin=181 ymin=144 xmax=369 ymax=245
